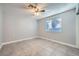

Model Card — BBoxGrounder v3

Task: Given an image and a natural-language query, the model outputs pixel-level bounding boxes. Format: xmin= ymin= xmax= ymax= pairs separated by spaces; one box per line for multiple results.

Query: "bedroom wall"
xmin=38 ymin=9 xmax=76 ymax=45
xmin=0 ymin=4 xmax=3 ymax=46
xmin=76 ymin=15 xmax=79 ymax=48
xmin=3 ymin=4 xmax=37 ymax=43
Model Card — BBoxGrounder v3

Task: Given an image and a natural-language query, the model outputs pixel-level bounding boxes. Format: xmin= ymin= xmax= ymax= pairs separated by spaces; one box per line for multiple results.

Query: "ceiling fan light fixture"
xmin=24 ymin=3 xmax=45 ymax=16
xmin=33 ymin=12 xmax=41 ymax=16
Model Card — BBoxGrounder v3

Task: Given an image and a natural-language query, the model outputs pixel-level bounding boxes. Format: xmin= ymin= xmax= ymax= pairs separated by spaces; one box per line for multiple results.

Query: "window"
xmin=45 ymin=17 xmax=62 ymax=32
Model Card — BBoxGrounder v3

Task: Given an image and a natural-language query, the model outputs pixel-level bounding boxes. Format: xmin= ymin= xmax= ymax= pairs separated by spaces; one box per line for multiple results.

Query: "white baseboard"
xmin=0 ymin=36 xmax=79 ymax=50
xmin=39 ymin=36 xmax=79 ymax=49
xmin=2 ymin=36 xmax=37 ymax=46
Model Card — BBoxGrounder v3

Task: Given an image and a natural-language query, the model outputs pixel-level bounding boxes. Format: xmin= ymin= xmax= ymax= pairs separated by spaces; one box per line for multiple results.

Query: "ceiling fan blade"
xmin=40 ymin=10 xmax=45 ymax=12
xmin=28 ymin=4 xmax=34 ymax=8
xmin=24 ymin=4 xmax=33 ymax=9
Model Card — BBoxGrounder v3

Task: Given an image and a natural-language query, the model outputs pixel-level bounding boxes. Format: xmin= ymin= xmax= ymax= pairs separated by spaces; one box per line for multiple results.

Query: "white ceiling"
xmin=3 ymin=3 xmax=76 ymax=19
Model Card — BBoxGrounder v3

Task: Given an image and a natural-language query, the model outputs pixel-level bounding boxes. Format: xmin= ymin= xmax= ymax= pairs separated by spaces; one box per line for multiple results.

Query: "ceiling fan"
xmin=24 ymin=3 xmax=45 ymax=15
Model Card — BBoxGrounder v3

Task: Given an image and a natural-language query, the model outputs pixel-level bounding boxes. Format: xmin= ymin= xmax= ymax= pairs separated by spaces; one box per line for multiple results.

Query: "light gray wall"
xmin=3 ymin=4 xmax=37 ymax=43
xmin=0 ymin=4 xmax=3 ymax=45
xmin=76 ymin=15 xmax=79 ymax=47
xmin=38 ymin=9 xmax=76 ymax=45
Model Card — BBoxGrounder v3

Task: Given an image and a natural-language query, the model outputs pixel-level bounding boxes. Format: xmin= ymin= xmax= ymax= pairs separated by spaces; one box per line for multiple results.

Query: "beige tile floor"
xmin=0 ymin=38 xmax=79 ymax=56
